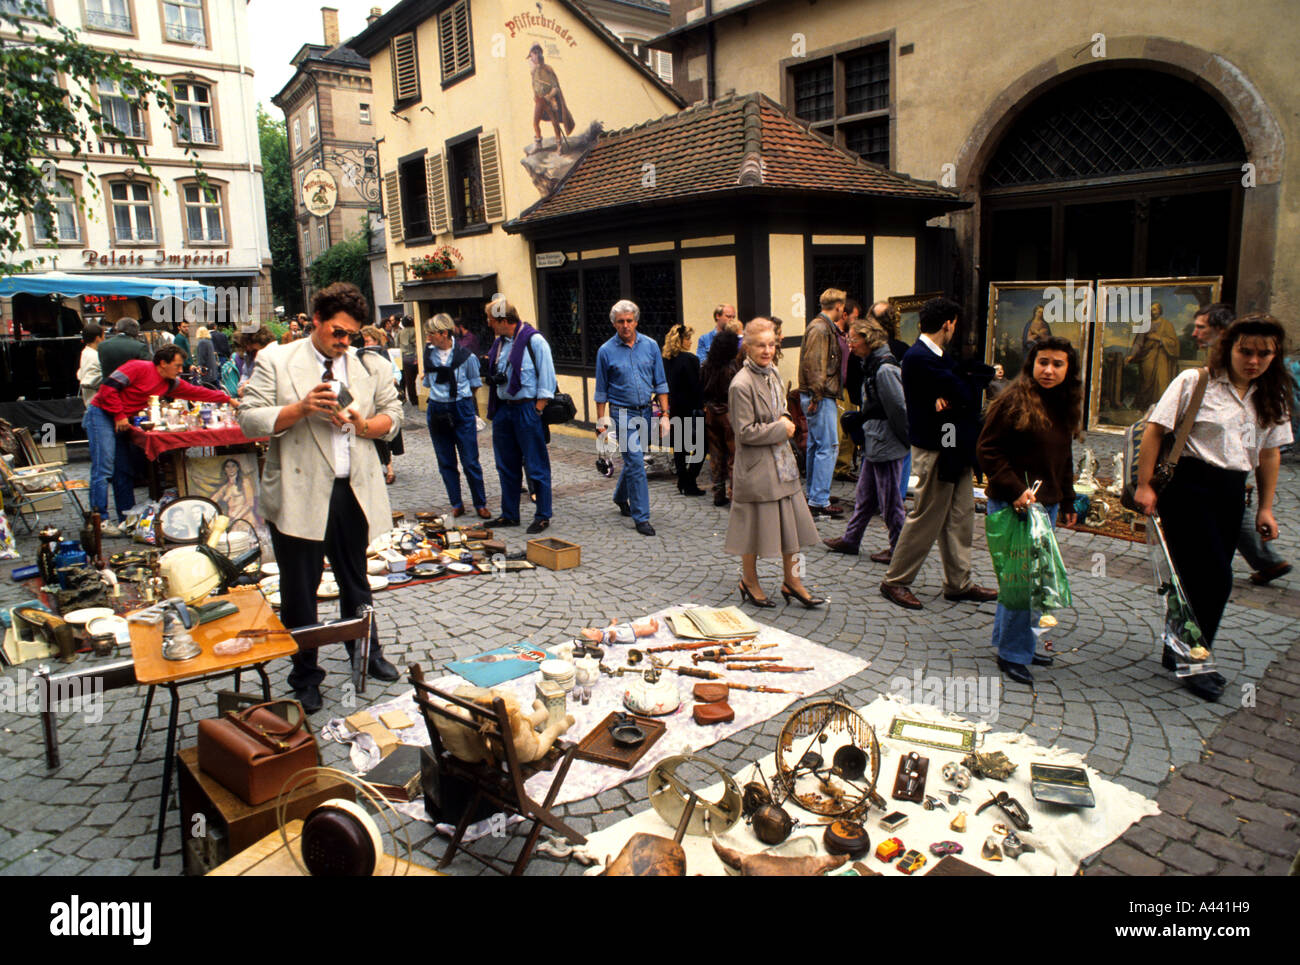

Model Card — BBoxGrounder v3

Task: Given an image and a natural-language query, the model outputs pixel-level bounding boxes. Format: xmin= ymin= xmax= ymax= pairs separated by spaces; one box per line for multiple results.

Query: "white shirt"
xmin=1149 ymin=368 xmax=1294 ymax=472
xmin=78 ymin=345 xmax=102 ymax=404
xmin=919 ymin=333 xmax=944 ymax=357
xmin=310 ymin=342 xmax=352 ymax=479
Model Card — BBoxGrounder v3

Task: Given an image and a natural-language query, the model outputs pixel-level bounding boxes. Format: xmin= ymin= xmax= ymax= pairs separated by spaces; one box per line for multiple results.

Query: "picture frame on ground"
xmin=1090 ymin=276 xmax=1221 ymax=432
xmin=887 ymin=291 xmax=941 ymax=348
xmin=984 ymin=280 xmax=1093 ymax=386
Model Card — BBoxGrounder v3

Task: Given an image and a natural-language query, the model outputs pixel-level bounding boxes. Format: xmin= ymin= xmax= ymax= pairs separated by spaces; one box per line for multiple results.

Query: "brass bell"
xmin=949 ymin=811 xmax=967 ymax=833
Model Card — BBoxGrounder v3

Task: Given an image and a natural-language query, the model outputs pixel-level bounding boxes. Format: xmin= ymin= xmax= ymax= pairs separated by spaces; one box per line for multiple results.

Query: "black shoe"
xmin=615 ymin=499 xmax=631 ymax=517
xmin=1161 ymin=645 xmax=1178 ymax=671
xmin=489 ymin=516 xmax=520 ymax=528
xmin=526 ymin=518 xmax=550 ymax=534
xmin=713 ymin=493 xmax=729 ymax=507
xmin=679 ymin=484 xmax=706 ymax=496
xmin=1183 ymin=672 xmax=1225 ymax=701
xmin=293 ymin=686 xmax=323 ymax=714
xmin=738 ymin=580 xmax=775 ymax=608
xmin=367 ymin=655 xmax=400 ymax=683
xmin=996 ymin=657 xmax=1034 ymax=686
xmin=781 ymin=582 xmax=826 ymax=608
xmin=635 ymin=521 xmax=656 ymax=536
xmin=1031 ymin=652 xmax=1054 ymax=667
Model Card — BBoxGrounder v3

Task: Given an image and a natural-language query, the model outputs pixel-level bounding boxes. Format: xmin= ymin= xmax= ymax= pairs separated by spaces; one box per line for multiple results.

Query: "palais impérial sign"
xmin=81 ymin=249 xmax=235 ymax=270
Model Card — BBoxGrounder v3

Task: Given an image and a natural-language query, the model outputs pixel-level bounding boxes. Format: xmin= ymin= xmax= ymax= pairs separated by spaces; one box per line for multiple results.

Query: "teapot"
xmin=623 ymin=668 xmax=680 ymax=717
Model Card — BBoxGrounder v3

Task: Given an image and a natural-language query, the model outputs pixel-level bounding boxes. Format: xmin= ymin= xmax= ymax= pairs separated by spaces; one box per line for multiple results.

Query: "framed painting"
xmin=887 ymin=291 xmax=941 ymax=348
xmin=184 ymin=453 xmax=271 ymax=555
xmin=1090 ymin=276 xmax=1221 ymax=431
xmin=984 ymin=280 xmax=1093 ymax=383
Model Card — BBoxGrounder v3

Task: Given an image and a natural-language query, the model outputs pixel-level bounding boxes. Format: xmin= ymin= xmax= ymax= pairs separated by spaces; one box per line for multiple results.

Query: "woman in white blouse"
xmin=1135 ymin=314 xmax=1295 ymax=700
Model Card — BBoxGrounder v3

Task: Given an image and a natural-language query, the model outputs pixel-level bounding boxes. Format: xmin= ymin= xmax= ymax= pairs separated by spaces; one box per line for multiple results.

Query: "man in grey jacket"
xmin=823 ymin=317 xmax=909 ymax=562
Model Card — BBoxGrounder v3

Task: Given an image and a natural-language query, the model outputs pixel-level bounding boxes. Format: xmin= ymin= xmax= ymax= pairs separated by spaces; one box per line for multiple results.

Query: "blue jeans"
xmin=988 ymin=498 xmax=1058 ymax=666
xmin=492 ymin=402 xmax=552 ymax=523
xmin=899 ymin=450 xmax=912 ymax=501
xmin=800 ymin=392 xmax=837 ymax=507
xmin=82 ymin=404 xmax=136 ymax=521
xmin=428 ymin=397 xmax=487 ymax=511
xmin=612 ymin=404 xmax=651 ymax=523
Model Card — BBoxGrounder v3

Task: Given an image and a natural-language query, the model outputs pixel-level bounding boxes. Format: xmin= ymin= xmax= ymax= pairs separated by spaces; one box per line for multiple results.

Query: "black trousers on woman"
xmin=1156 ymin=456 xmax=1247 ymax=647
xmin=271 ymin=479 xmax=383 ymax=692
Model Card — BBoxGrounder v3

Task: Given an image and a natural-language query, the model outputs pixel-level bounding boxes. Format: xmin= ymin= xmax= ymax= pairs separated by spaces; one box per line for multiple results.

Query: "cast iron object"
xmin=742 ymin=781 xmax=771 ymax=818
xmin=823 ymin=819 xmax=871 ymax=858
xmin=832 ymin=745 xmax=868 ymax=781
xmin=604 ymin=793 xmax=697 ymax=876
xmin=607 ymin=712 xmax=646 ymax=748
xmin=752 ymin=802 xmax=794 ymax=845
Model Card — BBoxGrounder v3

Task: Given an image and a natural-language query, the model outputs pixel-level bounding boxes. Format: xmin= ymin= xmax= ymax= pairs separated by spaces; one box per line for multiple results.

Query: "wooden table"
xmin=126 ymin=424 xmax=266 ymax=499
xmin=209 ymin=820 xmax=441 ymax=876
xmin=132 ymin=587 xmax=297 ymax=868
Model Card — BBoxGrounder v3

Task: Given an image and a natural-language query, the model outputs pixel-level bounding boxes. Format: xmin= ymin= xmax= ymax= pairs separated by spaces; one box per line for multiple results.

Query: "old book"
xmin=362 ymin=744 xmax=423 ymax=803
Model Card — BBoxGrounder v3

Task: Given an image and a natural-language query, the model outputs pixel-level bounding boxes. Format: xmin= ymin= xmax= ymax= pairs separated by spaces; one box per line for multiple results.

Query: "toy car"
xmin=897 ymin=849 xmax=927 ymax=875
xmin=875 ymin=837 xmax=904 ymax=861
xmin=929 ymin=840 xmax=963 ymax=857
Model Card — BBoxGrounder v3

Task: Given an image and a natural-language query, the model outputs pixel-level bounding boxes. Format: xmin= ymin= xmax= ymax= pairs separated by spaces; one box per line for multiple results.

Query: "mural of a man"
xmin=1126 ymin=300 xmax=1179 ymax=409
xmin=528 ymin=43 xmax=574 ymax=150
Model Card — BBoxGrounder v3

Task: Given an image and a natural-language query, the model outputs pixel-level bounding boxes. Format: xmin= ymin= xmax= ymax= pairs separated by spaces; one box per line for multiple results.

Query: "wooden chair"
xmin=410 ymin=664 xmax=586 ymax=875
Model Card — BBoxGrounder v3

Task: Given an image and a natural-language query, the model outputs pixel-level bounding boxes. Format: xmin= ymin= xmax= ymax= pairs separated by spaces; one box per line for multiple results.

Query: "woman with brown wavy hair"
xmin=976 ymin=335 xmax=1082 ymax=686
xmin=1134 ymin=314 xmax=1296 ymax=701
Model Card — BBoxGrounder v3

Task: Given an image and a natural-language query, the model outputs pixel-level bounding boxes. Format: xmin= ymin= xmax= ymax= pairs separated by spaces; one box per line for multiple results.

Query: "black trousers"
xmin=271 ymin=479 xmax=382 ymax=692
xmin=672 ymin=409 xmax=704 ymax=488
xmin=401 ymin=362 xmax=419 ymax=405
xmin=1157 ymin=456 xmax=1247 ymax=648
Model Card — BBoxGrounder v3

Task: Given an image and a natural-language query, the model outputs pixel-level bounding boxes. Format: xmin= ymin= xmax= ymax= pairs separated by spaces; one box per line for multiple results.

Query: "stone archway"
xmin=950 ymin=37 xmax=1284 ymax=324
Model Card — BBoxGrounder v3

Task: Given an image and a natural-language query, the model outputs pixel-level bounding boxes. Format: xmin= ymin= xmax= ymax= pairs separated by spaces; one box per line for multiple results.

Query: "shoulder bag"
xmin=197 ymin=700 xmax=318 ymax=805
xmin=526 ymin=338 xmax=576 ymax=426
xmin=1120 ymin=368 xmax=1209 ymax=513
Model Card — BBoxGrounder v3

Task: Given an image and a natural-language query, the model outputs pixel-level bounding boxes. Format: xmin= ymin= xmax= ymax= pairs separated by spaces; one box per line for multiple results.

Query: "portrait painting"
xmin=985 ymin=281 xmax=1092 ymax=386
xmin=185 ymin=453 xmax=269 ymax=552
xmin=1090 ymin=276 xmax=1221 ymax=431
xmin=888 ymin=292 xmax=941 ymax=349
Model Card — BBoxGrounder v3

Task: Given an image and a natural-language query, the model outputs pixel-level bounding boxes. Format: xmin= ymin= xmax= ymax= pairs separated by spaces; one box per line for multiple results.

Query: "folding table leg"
xmin=136 ymin=685 xmax=155 ymax=751
xmin=152 ymin=684 xmax=180 ymax=869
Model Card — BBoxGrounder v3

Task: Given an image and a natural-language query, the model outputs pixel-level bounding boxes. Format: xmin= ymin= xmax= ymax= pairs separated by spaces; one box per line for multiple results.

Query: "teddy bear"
xmin=434 ymin=686 xmax=574 ymax=765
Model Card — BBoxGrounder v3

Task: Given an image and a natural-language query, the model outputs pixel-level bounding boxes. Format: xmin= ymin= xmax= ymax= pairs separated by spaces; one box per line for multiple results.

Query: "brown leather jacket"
xmin=797 ymin=313 xmax=842 ymax=400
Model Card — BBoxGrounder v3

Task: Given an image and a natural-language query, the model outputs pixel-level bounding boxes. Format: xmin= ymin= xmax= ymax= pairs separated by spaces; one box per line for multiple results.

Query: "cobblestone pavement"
xmin=0 ymin=409 xmax=1296 ymax=876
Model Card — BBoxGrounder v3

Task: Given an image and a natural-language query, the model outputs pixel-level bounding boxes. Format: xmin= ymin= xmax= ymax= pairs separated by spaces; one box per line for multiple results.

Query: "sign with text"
xmin=302 ymin=168 xmax=339 ymax=218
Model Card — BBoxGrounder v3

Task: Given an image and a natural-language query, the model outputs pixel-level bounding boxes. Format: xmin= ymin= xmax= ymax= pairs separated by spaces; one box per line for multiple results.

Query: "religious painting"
xmin=1090 ymin=276 xmax=1221 ymax=431
xmin=887 ymin=291 xmax=941 ymax=350
xmin=185 ymin=453 xmax=269 ymax=554
xmin=984 ymin=280 xmax=1092 ymax=385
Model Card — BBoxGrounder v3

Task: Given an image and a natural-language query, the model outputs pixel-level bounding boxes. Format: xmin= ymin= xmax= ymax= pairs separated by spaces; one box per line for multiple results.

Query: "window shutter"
xmin=453 ymin=1 xmax=472 ymax=74
xmin=439 ymin=0 xmax=473 ymax=80
xmin=656 ymin=50 xmax=674 ymax=84
xmin=425 ymin=153 xmax=449 ymax=235
xmin=384 ymin=170 xmax=403 ymax=244
xmin=478 ymin=130 xmax=505 ymax=223
xmin=391 ymin=33 xmax=419 ymax=103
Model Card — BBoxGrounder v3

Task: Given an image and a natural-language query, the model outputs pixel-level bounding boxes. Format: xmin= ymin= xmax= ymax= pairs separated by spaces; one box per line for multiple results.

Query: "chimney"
xmin=367 ymin=6 xmax=382 ymax=25
xmin=321 ymin=7 xmax=339 ymax=47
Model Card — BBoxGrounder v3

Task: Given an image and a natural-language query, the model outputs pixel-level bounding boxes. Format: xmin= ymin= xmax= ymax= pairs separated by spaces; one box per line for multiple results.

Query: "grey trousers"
xmin=882 ymin=446 xmax=975 ymax=594
xmin=1237 ymin=509 xmax=1285 ymax=571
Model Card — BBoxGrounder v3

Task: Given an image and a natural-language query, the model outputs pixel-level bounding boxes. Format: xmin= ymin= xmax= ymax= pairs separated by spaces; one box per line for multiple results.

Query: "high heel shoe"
xmin=780 ymin=583 xmax=826 ymax=608
xmin=738 ymin=580 xmax=776 ymax=608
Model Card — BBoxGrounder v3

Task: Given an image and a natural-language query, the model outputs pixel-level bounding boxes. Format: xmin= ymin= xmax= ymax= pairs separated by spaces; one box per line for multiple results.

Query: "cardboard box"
xmin=379 ymin=710 xmax=414 ymax=730
xmin=526 ymin=537 xmax=581 ymax=571
xmin=37 ymin=444 xmax=68 ymax=464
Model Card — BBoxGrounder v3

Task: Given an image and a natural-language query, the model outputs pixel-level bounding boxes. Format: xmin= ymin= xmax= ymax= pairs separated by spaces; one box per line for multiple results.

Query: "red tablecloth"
xmin=127 ymin=425 xmax=266 ymax=460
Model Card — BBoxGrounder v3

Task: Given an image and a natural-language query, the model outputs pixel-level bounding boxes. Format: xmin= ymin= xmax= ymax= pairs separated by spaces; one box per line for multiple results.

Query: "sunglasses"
xmin=325 ymin=326 xmax=355 ymax=340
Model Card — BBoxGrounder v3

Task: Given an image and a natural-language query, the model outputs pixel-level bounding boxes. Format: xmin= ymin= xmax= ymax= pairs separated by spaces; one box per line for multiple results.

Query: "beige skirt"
xmin=724 ymin=493 xmax=820 ymax=558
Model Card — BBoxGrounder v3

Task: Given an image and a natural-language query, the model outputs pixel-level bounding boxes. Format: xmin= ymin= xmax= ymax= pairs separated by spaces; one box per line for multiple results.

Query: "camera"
xmin=482 ymin=371 xmax=508 ymax=387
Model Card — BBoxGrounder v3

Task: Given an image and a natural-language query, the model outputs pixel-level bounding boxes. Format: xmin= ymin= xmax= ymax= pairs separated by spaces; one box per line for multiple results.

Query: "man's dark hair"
xmin=81 ymin=323 xmax=103 ymax=345
xmin=312 ymin=282 xmax=369 ymax=326
xmin=153 ymin=345 xmax=185 ymax=366
xmin=113 ymin=317 xmax=141 ymax=337
xmin=1194 ymin=301 xmax=1234 ymax=332
xmin=843 ymin=298 xmax=861 ymax=318
xmin=918 ymin=296 xmax=960 ymax=334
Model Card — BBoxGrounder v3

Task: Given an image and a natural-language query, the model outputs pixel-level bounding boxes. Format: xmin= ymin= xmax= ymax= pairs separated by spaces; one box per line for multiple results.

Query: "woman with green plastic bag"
xmin=977 ymin=336 xmax=1082 ymax=686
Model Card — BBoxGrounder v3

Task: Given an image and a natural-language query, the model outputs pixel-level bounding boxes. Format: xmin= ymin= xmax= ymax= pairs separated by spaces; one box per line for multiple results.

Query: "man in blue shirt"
xmin=423 ymin=313 xmax=490 ymax=519
xmin=595 ymin=299 xmax=670 ymax=536
xmin=484 ymin=298 xmax=557 ymax=533
xmin=695 ymin=303 xmax=736 ymax=361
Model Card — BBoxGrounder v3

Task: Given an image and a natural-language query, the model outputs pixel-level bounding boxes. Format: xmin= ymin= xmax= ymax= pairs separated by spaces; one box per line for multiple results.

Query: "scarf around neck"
xmin=486 ymin=321 xmax=538 ymax=417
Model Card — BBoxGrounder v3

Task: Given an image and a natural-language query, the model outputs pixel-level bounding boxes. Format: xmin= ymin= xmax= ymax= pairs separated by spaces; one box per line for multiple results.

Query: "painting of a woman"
xmin=210 ymin=457 xmax=258 ymax=529
xmin=1022 ymin=305 xmax=1052 ymax=353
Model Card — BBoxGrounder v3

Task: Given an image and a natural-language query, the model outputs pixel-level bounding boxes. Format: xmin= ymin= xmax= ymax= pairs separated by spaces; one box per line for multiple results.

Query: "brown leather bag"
xmin=197 ymin=701 xmax=318 ymax=805
xmin=693 ymin=701 xmax=735 ymax=726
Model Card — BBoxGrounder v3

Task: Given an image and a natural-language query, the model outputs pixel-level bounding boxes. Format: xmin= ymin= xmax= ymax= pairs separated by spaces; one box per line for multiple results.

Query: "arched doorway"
xmin=980 ymin=68 xmax=1246 ymax=292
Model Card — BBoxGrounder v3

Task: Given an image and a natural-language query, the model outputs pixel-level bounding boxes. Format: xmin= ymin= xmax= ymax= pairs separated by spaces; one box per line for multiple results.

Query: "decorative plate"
xmin=447 ymin=562 xmax=474 ymax=574
xmin=387 ymin=572 xmax=412 ymax=585
xmin=367 ymin=574 xmax=388 ymax=591
xmin=261 ymin=562 xmax=280 ymax=576
xmin=64 ymin=607 xmax=115 ymax=626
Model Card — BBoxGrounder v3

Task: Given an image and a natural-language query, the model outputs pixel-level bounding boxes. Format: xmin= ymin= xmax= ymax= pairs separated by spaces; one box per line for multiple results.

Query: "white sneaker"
xmin=100 ymin=521 xmax=125 ymax=537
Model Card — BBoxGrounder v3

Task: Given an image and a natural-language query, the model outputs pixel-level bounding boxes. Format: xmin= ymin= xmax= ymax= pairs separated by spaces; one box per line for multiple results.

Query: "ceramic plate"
xmin=87 ymin=615 xmax=130 ymax=643
xmin=367 ymin=574 xmax=388 ymax=591
xmin=317 ymin=583 xmax=340 ymax=599
xmin=387 ymin=572 xmax=412 ymax=585
xmin=64 ymin=607 xmax=115 ymax=626
xmin=447 ymin=562 xmax=474 ymax=574
xmin=412 ymin=562 xmax=443 ymax=578
xmin=261 ymin=562 xmax=279 ymax=576
xmin=266 ymin=591 xmax=281 ymax=606
xmin=258 ymin=576 xmax=280 ymax=592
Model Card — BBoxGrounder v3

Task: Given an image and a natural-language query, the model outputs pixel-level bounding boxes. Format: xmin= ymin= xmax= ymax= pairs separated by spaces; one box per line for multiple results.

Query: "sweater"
xmin=900 ymin=339 xmax=973 ymax=451
xmin=91 ymin=359 xmax=230 ymax=420
xmin=976 ymin=394 xmax=1076 ymax=507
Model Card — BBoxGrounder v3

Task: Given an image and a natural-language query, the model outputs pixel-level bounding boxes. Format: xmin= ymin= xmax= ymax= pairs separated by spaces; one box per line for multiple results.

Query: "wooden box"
xmin=526 ymin=537 xmax=581 ymax=570
xmin=176 ymin=745 xmax=354 ymax=876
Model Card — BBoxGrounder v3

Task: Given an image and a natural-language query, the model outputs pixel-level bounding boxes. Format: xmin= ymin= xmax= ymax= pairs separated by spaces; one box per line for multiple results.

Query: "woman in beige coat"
xmin=727 ymin=318 xmax=825 ymax=608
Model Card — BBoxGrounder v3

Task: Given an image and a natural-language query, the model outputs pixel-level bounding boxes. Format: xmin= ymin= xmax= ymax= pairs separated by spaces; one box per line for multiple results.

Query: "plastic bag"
xmin=1147 ymin=514 xmax=1217 ymax=678
xmin=985 ymin=504 xmax=1071 ymax=611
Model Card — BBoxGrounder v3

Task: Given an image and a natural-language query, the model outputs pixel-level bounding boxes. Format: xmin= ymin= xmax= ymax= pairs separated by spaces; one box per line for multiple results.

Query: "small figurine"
xmin=581 ymin=616 xmax=659 ymax=645
xmin=1108 ymin=452 xmax=1126 ymax=495
xmin=981 ymin=836 xmax=1004 ymax=861
xmin=1076 ymin=448 xmax=1099 ymax=492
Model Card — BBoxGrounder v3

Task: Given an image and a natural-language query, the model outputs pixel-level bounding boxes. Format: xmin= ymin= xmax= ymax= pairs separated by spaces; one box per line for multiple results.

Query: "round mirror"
xmin=155 ymin=496 xmax=221 ymax=547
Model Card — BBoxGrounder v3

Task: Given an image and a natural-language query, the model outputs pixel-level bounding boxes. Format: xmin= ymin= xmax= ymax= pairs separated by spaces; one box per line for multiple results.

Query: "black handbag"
xmin=540 ymin=393 xmax=577 ymax=426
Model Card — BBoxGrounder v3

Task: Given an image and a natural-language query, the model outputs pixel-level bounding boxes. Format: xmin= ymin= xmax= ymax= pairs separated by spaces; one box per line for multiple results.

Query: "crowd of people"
xmin=66 ymin=283 xmax=1295 ymax=709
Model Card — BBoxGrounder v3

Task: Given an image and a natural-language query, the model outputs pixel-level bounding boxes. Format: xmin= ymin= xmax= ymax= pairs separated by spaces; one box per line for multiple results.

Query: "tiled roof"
xmin=510 ymin=92 xmax=960 ymax=227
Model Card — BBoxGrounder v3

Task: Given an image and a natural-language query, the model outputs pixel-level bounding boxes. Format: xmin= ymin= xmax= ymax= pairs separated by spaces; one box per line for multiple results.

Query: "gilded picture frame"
xmin=887 ymin=291 xmax=942 ymax=348
xmin=1089 ymin=276 xmax=1222 ymax=432
xmin=984 ymin=280 xmax=1093 ymax=387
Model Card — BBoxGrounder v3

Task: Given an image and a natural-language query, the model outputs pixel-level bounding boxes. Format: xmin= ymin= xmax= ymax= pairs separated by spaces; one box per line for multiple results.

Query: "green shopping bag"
xmin=985 ymin=504 xmax=1072 ymax=611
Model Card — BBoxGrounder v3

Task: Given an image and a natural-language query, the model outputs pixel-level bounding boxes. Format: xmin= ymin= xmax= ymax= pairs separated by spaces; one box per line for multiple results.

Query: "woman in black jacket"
xmin=662 ymin=324 xmax=705 ymax=495
xmin=700 ymin=330 xmax=742 ymax=506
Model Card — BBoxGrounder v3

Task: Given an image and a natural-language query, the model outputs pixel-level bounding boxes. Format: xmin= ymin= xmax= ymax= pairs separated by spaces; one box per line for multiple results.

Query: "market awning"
xmin=0 ymin=271 xmax=216 ymax=301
